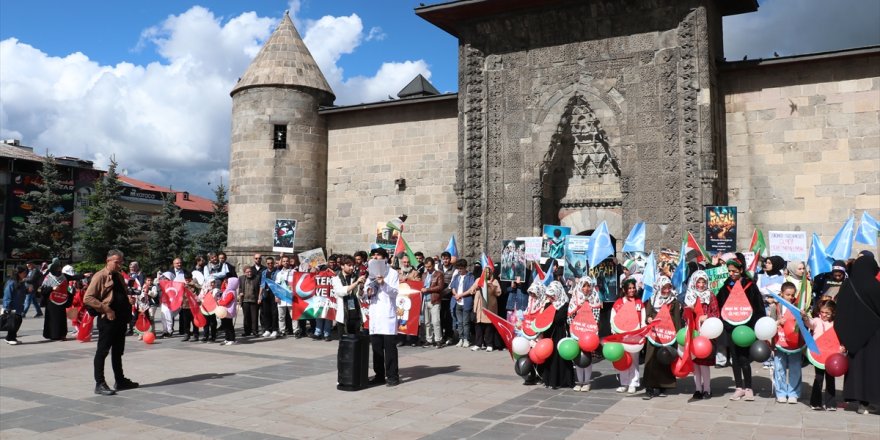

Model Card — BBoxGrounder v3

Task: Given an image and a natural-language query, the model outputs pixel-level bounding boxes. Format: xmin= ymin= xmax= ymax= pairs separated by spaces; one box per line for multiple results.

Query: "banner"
xmin=768 ymin=231 xmax=807 ymax=263
xmin=542 ymin=225 xmax=571 ymax=260
xmin=563 ymin=236 xmax=590 ymax=279
xmin=704 ymin=265 xmax=730 ymax=294
xmin=516 ymin=237 xmax=543 ymax=262
xmin=375 ymin=221 xmax=400 ymax=251
xmin=396 ymin=281 xmax=423 ymax=336
xmin=291 ymin=270 xmax=337 ymax=321
xmin=500 ymin=240 xmax=527 ymax=282
xmin=705 ymin=206 xmax=737 ymax=253
xmin=298 ymin=248 xmax=327 ymax=271
xmin=273 ymin=219 xmax=297 ymax=253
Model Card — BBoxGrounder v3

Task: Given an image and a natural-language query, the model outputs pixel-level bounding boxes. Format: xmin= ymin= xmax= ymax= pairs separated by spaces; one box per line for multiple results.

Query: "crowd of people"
xmin=1 ymin=244 xmax=877 ymax=413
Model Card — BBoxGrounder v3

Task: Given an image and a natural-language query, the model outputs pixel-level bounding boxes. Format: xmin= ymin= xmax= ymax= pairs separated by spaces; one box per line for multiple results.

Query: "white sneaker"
xmin=573 ymin=385 xmax=582 ymax=392
xmin=457 ymin=339 xmax=464 ymax=347
xmin=462 ymin=341 xmax=470 ymax=348
xmin=777 ymin=397 xmax=787 ymax=404
xmin=270 ymin=331 xmax=278 ymax=338
xmin=262 ymin=331 xmax=270 ymax=337
xmin=581 ymin=384 xmax=591 ymax=392
xmin=616 ymin=386 xmax=627 ymax=393
xmin=627 ymin=386 xmax=637 ymax=394
xmin=787 ymin=397 xmax=798 ymax=404
xmin=5 ymin=340 xmax=19 ymax=345
xmin=223 ymin=340 xmax=237 ymax=346
xmin=470 ymin=345 xmax=480 ymax=351
xmin=486 ymin=347 xmax=494 ymax=352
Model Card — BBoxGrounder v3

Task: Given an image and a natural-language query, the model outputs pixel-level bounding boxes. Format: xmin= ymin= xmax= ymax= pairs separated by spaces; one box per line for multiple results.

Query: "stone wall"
xmin=722 ymin=51 xmax=880 ymax=256
xmin=324 ymin=98 xmax=459 ymax=256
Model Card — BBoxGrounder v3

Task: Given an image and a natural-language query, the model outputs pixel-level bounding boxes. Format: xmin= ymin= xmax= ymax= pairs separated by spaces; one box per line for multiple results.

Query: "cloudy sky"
xmin=1 ymin=0 xmax=877 ymax=198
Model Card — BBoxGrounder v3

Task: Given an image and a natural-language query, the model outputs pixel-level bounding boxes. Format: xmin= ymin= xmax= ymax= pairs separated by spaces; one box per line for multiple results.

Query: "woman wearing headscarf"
xmin=835 ymin=254 xmax=880 ymax=414
xmin=758 ymin=255 xmax=787 ymax=305
xmin=642 ymin=276 xmax=683 ymax=400
xmin=786 ymin=261 xmax=812 ymax=312
xmin=41 ymin=260 xmax=85 ymax=341
xmin=528 ymin=279 xmax=574 ymax=389
xmin=685 ymin=270 xmax=719 ymax=399
xmin=569 ymin=276 xmax=601 ymax=391
xmin=610 ymin=278 xmax=645 ymax=394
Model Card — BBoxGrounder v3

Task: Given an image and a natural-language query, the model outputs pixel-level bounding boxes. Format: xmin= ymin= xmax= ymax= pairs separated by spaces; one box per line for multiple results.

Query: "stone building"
xmin=226 ymin=1 xmax=879 ymax=266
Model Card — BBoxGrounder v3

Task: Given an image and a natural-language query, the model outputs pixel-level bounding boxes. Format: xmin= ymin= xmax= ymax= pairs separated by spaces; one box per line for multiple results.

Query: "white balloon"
xmin=700 ymin=317 xmax=724 ymax=339
xmin=512 ymin=336 xmax=531 ymax=356
xmin=623 ymin=342 xmax=644 ymax=353
xmin=215 ymin=306 xmax=228 ymax=319
xmin=754 ymin=316 xmax=777 ymax=341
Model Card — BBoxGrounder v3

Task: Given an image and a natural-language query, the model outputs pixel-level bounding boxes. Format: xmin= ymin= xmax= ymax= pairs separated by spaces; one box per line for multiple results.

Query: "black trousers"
xmin=260 ymin=299 xmax=278 ymax=332
xmin=203 ymin=315 xmax=217 ymax=340
xmin=810 ymin=366 xmax=836 ymax=407
xmin=370 ymin=334 xmax=399 ymax=382
xmin=179 ymin=309 xmax=199 ymax=337
xmin=475 ymin=322 xmax=495 ymax=348
xmin=220 ymin=318 xmax=235 ymax=341
xmin=94 ymin=318 xmax=127 ymax=384
xmin=730 ymin=343 xmax=752 ymax=389
xmin=241 ymin=303 xmax=259 ymax=335
xmin=440 ymin=298 xmax=454 ymax=340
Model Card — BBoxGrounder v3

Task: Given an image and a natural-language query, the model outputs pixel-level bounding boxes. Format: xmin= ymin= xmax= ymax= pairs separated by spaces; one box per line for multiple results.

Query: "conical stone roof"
xmin=230 ymin=11 xmax=334 ymax=102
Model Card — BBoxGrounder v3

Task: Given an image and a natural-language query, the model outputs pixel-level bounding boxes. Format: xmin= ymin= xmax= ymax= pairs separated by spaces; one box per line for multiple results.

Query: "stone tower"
xmin=226 ymin=11 xmax=334 ymax=266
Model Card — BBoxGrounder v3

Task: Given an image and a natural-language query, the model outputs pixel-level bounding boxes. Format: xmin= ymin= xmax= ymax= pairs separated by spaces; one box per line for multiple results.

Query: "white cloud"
xmin=367 ymin=26 xmax=387 ymax=42
xmin=0 ymin=5 xmax=432 ymax=198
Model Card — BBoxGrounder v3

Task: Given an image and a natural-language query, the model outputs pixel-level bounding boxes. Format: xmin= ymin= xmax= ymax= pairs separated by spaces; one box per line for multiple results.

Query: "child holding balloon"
xmin=685 ymin=270 xmax=721 ymax=400
xmin=610 ymin=278 xmax=645 ymax=394
xmin=642 ymin=276 xmax=683 ymax=400
xmin=771 ymin=282 xmax=804 ymax=404
xmin=569 ymin=276 xmax=602 ymax=392
xmin=807 ymin=299 xmax=841 ymax=410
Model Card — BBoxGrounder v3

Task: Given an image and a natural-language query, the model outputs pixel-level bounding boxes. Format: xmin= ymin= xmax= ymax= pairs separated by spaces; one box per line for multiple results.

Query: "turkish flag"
xmin=158 ymin=280 xmax=186 ymax=312
xmin=483 ymin=309 xmax=516 ymax=360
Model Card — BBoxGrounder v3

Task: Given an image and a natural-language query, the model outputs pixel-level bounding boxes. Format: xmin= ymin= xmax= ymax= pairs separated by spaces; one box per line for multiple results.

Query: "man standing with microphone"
xmin=365 ymin=258 xmax=400 ymax=386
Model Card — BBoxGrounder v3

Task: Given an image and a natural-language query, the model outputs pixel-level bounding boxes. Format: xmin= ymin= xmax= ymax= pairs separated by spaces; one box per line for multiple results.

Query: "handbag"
xmin=1 ymin=312 xmax=23 ymax=333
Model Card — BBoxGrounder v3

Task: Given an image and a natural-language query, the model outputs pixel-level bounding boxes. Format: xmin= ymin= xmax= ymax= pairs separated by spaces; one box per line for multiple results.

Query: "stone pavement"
xmin=0 ymin=316 xmax=877 ymax=439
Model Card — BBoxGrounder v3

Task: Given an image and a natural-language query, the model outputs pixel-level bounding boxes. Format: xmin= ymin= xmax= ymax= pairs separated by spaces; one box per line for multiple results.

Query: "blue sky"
xmin=1 ymin=0 xmax=877 ymax=198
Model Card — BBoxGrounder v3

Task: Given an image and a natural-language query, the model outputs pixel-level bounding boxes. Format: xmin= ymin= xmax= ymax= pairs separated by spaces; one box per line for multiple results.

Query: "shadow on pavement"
xmin=140 ymin=372 xmax=236 ymax=388
xmin=399 ymin=364 xmax=461 ymax=383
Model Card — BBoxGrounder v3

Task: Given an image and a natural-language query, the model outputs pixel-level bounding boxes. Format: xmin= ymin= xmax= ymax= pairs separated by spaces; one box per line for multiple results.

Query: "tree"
xmin=198 ymin=183 xmax=228 ymax=254
xmin=12 ymin=154 xmax=73 ymax=259
xmin=144 ymin=192 xmax=189 ymax=273
xmin=76 ymin=157 xmax=138 ymax=263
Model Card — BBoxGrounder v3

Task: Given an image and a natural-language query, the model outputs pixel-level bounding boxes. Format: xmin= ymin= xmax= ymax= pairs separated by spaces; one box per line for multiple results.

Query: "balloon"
xmin=825 ymin=353 xmax=849 ymax=377
xmin=754 ymin=316 xmax=777 ymax=341
xmin=557 ymin=338 xmax=581 ymax=361
xmin=602 ymin=343 xmax=625 ymax=362
xmin=749 ymin=340 xmax=771 ymax=363
xmin=578 ymin=333 xmax=600 ymax=352
xmin=676 ymin=328 xmax=699 ymax=346
xmin=143 ymin=331 xmax=156 ymax=344
xmin=656 ymin=345 xmax=677 ymax=365
xmin=732 ymin=325 xmax=757 ymax=348
xmin=512 ymin=337 xmax=531 ymax=356
xmin=528 ymin=348 xmax=546 ymax=365
xmin=612 ymin=352 xmax=633 ymax=371
xmin=514 ymin=356 xmax=534 ymax=377
xmin=671 ymin=356 xmax=693 ymax=378
xmin=691 ymin=336 xmax=713 ymax=359
xmin=623 ymin=343 xmax=644 ymax=354
xmin=574 ymin=352 xmax=593 ymax=368
xmin=534 ymin=338 xmax=554 ymax=360
xmin=214 ymin=306 xmax=228 ymax=319
xmin=700 ymin=317 xmax=724 ymax=339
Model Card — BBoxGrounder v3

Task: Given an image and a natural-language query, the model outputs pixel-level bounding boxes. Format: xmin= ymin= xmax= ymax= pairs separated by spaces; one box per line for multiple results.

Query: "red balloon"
xmin=578 ymin=333 xmax=600 ymax=352
xmin=143 ymin=331 xmax=156 ymax=345
xmin=612 ymin=352 xmax=633 ymax=371
xmin=825 ymin=353 xmax=849 ymax=377
xmin=690 ymin=336 xmax=713 ymax=359
xmin=671 ymin=357 xmax=693 ymax=378
xmin=528 ymin=348 xmax=546 ymax=365
xmin=534 ymin=338 xmax=554 ymax=360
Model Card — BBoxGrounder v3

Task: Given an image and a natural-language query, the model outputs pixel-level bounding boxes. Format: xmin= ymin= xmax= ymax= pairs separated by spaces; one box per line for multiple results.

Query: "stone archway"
xmin=559 ymin=208 xmax=623 ymax=245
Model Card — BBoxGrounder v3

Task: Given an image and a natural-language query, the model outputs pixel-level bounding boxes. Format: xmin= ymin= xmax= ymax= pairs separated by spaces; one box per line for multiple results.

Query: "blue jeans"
xmin=773 ymin=350 xmax=803 ymax=398
xmin=314 ymin=318 xmax=333 ymax=337
xmin=23 ymin=293 xmax=42 ymax=316
xmin=454 ymin=305 xmax=473 ymax=343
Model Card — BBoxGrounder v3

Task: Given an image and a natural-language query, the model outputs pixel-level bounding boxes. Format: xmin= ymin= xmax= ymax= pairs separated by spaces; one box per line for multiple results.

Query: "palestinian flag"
xmin=683 ymin=231 xmax=710 ymax=264
xmin=746 ymin=229 xmax=766 ymax=275
xmin=394 ymin=234 xmax=418 ymax=267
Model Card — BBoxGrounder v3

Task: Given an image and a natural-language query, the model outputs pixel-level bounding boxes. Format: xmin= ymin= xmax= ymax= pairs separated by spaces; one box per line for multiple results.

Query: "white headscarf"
xmin=544 ymin=280 xmax=569 ymax=311
xmin=684 ymin=270 xmax=711 ymax=307
xmin=652 ymin=275 xmax=675 ymax=308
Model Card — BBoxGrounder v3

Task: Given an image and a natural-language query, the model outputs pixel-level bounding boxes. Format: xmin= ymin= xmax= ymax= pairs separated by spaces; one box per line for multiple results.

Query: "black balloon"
xmin=656 ymin=346 xmax=676 ymax=366
xmin=749 ymin=340 xmax=771 ymax=363
xmin=515 ymin=356 xmax=534 ymax=377
xmin=574 ymin=352 xmax=593 ymax=368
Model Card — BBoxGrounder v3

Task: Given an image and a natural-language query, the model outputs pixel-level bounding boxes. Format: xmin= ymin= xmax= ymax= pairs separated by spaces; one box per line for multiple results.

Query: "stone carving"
xmin=568 ymin=96 xmax=620 ymax=178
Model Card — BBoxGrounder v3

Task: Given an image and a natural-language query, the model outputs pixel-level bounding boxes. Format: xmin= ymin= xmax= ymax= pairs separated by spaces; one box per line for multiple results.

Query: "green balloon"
xmin=675 ymin=328 xmax=700 ymax=346
xmin=732 ymin=325 xmax=757 ymax=348
xmin=602 ymin=342 xmax=625 ymax=362
xmin=558 ymin=338 xmax=581 ymax=361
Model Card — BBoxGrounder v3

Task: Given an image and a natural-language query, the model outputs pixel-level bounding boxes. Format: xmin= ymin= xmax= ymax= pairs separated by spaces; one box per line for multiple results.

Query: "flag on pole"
xmin=683 ymin=231 xmax=710 ymax=264
xmin=394 ymin=234 xmax=419 ymax=267
xmin=746 ymin=229 xmax=766 ymax=276
xmin=533 ymin=261 xmax=546 ymax=282
xmin=808 ymin=233 xmax=832 ymax=277
xmin=483 ymin=309 xmax=516 ymax=360
xmin=263 ymin=278 xmax=294 ymax=304
xmin=622 ymin=222 xmax=646 ymax=253
xmin=445 ymin=234 xmax=459 ymax=258
xmin=671 ymin=240 xmax=688 ymax=298
xmin=386 ymin=218 xmax=404 ymax=233
xmin=480 ymin=253 xmax=495 ymax=271
xmin=855 ymin=211 xmax=879 ymax=246
xmin=641 ymin=251 xmax=658 ymax=302
xmin=588 ymin=221 xmax=615 ymax=267
xmin=543 ymin=260 xmax=555 ymax=286
xmin=826 ymin=216 xmax=855 ymax=261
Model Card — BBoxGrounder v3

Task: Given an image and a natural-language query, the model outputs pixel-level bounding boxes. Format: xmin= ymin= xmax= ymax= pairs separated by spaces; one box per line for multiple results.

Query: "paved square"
xmin=1 ymin=318 xmax=876 ymax=439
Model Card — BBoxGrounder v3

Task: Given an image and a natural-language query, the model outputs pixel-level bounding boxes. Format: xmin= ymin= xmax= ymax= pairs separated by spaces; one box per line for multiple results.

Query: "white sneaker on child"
xmin=573 ymin=385 xmax=582 ymax=392
xmin=262 ymin=331 xmax=270 ymax=337
xmin=581 ymin=384 xmax=591 ymax=392
xmin=615 ymin=386 xmax=627 ymax=393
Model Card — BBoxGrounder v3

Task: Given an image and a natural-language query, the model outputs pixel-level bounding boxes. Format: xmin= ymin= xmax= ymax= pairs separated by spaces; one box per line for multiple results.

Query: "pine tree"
xmin=12 ymin=154 xmax=73 ymax=259
xmin=144 ymin=192 xmax=189 ymax=273
xmin=198 ymin=183 xmax=228 ymax=254
xmin=76 ymin=157 xmax=138 ymax=263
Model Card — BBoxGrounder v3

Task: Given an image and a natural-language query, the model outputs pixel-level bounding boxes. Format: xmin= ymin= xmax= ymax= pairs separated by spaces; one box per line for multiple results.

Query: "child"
xmin=134 ymin=278 xmax=153 ymax=341
xmin=807 ymin=299 xmax=841 ymax=410
xmin=569 ymin=276 xmax=601 ymax=392
xmin=642 ymin=276 xmax=682 ymax=400
xmin=200 ymin=280 xmax=219 ymax=343
xmin=717 ymin=258 xmax=766 ymax=401
xmin=217 ymin=282 xmax=237 ymax=346
xmin=685 ymin=270 xmax=719 ymax=400
xmin=180 ymin=273 xmax=200 ymax=342
xmin=772 ymin=282 xmax=804 ymax=404
xmin=610 ymin=278 xmax=645 ymax=394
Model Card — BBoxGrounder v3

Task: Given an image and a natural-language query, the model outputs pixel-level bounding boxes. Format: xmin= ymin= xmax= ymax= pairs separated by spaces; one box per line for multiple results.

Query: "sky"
xmin=1 ymin=0 xmax=878 ymax=199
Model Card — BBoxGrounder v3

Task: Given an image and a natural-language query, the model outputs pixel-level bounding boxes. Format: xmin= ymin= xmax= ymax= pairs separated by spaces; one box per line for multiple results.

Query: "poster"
xmin=541 ymin=225 xmax=571 ymax=260
xmin=273 ymin=219 xmax=297 ymax=253
xmin=768 ymin=231 xmax=807 ymax=263
xmin=298 ymin=248 xmax=327 ymax=271
xmin=516 ymin=237 xmax=543 ymax=262
xmin=622 ymin=251 xmax=649 ymax=275
xmin=704 ymin=265 xmax=730 ymax=294
xmin=500 ymin=240 xmax=527 ymax=282
xmin=705 ymin=206 xmax=737 ymax=253
xmin=375 ymin=221 xmax=400 ymax=250
xmin=590 ymin=259 xmax=619 ymax=302
xmin=291 ymin=270 xmax=337 ymax=321
xmin=396 ymin=281 xmax=423 ymax=336
xmin=563 ymin=236 xmax=591 ymax=278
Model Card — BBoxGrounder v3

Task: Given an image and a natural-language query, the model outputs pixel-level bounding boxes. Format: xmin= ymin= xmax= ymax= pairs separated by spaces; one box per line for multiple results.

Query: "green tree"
xmin=144 ymin=192 xmax=189 ymax=273
xmin=12 ymin=154 xmax=73 ymax=259
xmin=76 ymin=157 xmax=138 ymax=263
xmin=198 ymin=183 xmax=228 ymax=253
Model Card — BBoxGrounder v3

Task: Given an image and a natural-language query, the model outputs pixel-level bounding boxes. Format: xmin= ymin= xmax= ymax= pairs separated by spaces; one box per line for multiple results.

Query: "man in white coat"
xmin=365 ymin=258 xmax=400 ymax=386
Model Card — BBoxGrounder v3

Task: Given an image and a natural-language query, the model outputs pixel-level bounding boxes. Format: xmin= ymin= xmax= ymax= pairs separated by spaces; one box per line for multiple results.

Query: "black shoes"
xmin=386 ymin=380 xmax=400 ymax=387
xmin=702 ymin=391 xmax=711 ymax=400
xmin=368 ymin=377 xmax=387 ymax=386
xmin=182 ymin=335 xmax=190 ymax=342
xmin=115 ymin=378 xmax=140 ymax=391
xmin=95 ymin=382 xmax=116 ymax=396
xmin=692 ymin=391 xmax=703 ymax=400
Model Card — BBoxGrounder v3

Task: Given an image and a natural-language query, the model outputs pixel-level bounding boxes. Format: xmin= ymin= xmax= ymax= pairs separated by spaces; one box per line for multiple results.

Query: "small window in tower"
xmin=273 ymin=124 xmax=287 ymax=149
